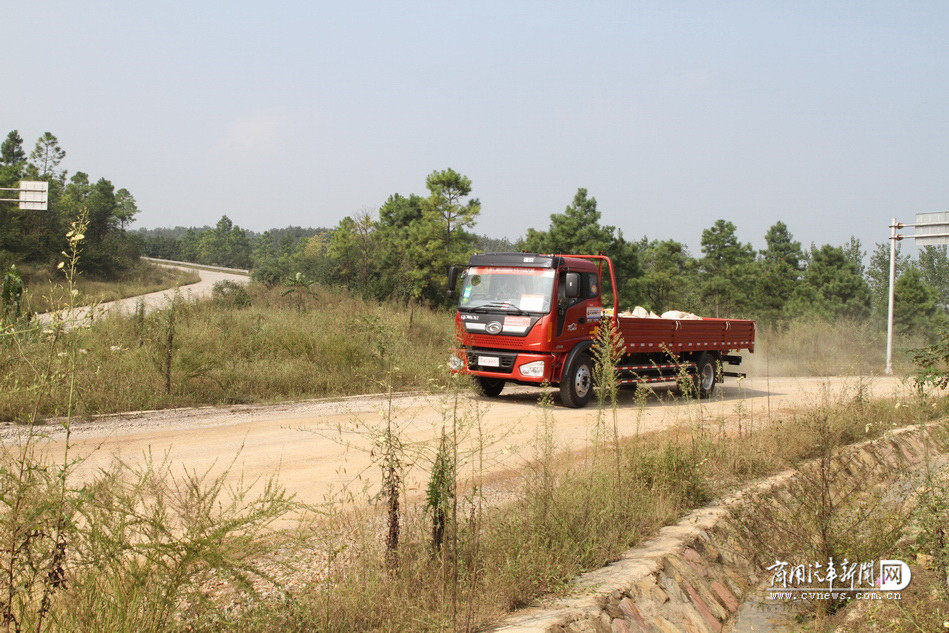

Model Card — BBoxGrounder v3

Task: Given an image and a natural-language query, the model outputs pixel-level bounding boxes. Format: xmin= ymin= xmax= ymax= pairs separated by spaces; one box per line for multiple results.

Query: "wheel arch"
xmin=558 ymin=340 xmax=593 ymax=383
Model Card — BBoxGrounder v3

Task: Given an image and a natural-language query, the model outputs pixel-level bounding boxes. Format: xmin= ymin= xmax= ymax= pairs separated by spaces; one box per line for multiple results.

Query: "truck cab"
xmin=449 ymin=252 xmax=607 ymax=406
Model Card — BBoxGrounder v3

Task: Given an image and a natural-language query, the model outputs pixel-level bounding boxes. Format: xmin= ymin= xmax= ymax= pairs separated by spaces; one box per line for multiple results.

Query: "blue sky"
xmin=4 ymin=1 xmax=948 ymax=254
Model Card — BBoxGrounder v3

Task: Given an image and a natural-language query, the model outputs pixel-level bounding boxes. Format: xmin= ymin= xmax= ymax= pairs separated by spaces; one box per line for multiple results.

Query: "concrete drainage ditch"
xmin=488 ymin=422 xmax=946 ymax=633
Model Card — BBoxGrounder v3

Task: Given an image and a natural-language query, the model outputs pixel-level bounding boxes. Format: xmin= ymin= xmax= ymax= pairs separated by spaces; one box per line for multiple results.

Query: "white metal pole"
xmin=885 ymin=218 xmax=898 ymax=375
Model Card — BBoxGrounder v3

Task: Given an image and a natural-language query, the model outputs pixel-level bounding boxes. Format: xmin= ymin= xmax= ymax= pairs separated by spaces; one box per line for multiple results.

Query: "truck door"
xmin=554 ymin=271 xmax=601 ymax=350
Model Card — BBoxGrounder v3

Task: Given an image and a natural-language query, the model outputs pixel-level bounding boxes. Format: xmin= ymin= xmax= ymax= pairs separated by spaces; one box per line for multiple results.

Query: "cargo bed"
xmin=616 ymin=316 xmax=755 ymax=354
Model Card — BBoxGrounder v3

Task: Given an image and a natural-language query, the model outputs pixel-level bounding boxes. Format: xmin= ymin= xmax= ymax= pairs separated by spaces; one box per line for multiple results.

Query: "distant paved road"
xmin=36 ymin=259 xmax=250 ymax=327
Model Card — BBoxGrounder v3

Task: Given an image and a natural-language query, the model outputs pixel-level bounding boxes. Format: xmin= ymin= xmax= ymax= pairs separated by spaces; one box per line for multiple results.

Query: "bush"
xmin=913 ymin=326 xmax=949 ymax=390
xmin=212 ymin=280 xmax=251 ymax=309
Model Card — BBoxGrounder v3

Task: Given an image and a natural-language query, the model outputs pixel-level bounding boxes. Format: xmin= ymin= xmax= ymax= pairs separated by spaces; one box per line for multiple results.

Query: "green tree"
xmin=787 ymin=244 xmax=872 ymax=321
xmin=893 ymin=266 xmax=943 ymax=336
xmin=423 ymin=168 xmax=480 ymax=247
xmin=523 ymin=188 xmax=616 ymax=255
xmin=325 ymin=212 xmax=379 ymax=293
xmin=697 ymin=219 xmax=755 ymax=317
xmin=639 ymin=239 xmax=695 ymax=314
xmin=917 ymin=245 xmax=949 ymax=308
xmin=198 ymin=216 xmax=252 ymax=268
xmin=866 ymin=242 xmax=910 ymax=319
xmin=756 ymin=221 xmax=803 ymax=323
xmin=523 ymin=188 xmax=641 ymax=305
xmin=375 ymin=194 xmax=425 ymax=301
xmin=842 ymin=236 xmax=865 ymax=277
xmin=114 ymin=188 xmax=139 ymax=229
xmin=393 ymin=169 xmax=481 ymax=304
xmin=1 ymin=130 xmax=26 ymax=167
xmin=28 ymin=132 xmax=66 ymax=177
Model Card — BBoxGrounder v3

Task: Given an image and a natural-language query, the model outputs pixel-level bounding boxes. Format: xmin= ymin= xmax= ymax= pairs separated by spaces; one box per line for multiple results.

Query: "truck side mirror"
xmin=448 ymin=266 xmax=462 ymax=296
xmin=564 ymin=272 xmax=580 ymax=299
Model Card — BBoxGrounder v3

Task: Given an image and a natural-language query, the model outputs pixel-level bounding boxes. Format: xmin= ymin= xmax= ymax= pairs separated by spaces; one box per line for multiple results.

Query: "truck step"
xmin=616 ymin=362 xmax=695 ymax=372
xmin=617 ymin=376 xmax=679 ymax=385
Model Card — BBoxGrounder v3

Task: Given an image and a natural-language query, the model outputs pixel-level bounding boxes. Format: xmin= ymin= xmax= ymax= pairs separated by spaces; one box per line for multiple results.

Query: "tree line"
xmin=0 ymin=129 xmax=140 ymax=276
xmin=138 ymin=167 xmax=948 ymax=337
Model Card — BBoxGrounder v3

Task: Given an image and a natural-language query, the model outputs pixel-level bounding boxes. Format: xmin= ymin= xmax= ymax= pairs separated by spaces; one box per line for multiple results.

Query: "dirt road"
xmin=36 ymin=258 xmax=249 ymax=327
xmin=21 ymin=376 xmax=906 ymax=507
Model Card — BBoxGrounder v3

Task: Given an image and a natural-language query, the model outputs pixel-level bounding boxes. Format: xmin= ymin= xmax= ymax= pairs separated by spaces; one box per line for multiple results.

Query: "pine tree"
xmin=523 ymin=188 xmax=641 ymax=304
xmin=756 ymin=221 xmax=803 ymax=322
xmin=639 ymin=240 xmax=695 ymax=314
xmin=697 ymin=219 xmax=755 ymax=317
xmin=1 ymin=130 xmax=26 ymax=166
xmin=29 ymin=132 xmax=66 ymax=177
xmin=894 ymin=266 xmax=944 ymax=336
xmin=917 ymin=245 xmax=949 ymax=308
xmin=866 ymin=242 xmax=910 ymax=319
xmin=788 ymin=244 xmax=872 ymax=321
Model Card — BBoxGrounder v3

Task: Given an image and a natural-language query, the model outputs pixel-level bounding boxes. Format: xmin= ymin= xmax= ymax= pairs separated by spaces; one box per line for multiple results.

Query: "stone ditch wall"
xmin=488 ymin=423 xmax=945 ymax=633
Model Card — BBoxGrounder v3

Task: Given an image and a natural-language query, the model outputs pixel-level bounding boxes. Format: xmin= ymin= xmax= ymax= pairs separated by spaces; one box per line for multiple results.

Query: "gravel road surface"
xmin=17 ymin=376 xmax=906 ymax=508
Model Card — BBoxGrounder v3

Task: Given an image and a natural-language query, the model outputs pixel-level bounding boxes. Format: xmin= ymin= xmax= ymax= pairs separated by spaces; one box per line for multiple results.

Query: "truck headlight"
xmin=519 ymin=360 xmax=545 ymax=377
xmin=448 ymin=355 xmax=464 ymax=371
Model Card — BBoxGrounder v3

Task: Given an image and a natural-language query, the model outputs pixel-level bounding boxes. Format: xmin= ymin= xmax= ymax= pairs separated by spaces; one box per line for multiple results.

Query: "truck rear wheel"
xmin=560 ymin=354 xmax=594 ymax=408
xmin=694 ymin=353 xmax=717 ymax=399
xmin=474 ymin=376 xmax=505 ymax=398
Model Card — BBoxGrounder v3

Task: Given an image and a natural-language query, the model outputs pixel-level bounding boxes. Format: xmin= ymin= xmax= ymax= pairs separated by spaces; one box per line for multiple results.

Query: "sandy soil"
xmin=7 ymin=376 xmax=908 ymax=508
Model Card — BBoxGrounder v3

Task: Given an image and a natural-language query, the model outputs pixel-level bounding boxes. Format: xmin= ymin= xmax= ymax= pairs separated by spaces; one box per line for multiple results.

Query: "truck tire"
xmin=474 ymin=376 xmax=505 ymax=398
xmin=693 ymin=353 xmax=717 ymax=399
xmin=559 ymin=354 xmax=594 ymax=408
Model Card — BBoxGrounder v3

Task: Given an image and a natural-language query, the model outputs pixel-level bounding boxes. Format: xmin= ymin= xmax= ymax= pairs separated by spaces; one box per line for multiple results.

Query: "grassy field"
xmin=19 ymin=262 xmax=200 ymax=314
xmin=0 ymin=284 xmax=452 ymax=421
xmin=746 ymin=317 xmax=927 ymax=377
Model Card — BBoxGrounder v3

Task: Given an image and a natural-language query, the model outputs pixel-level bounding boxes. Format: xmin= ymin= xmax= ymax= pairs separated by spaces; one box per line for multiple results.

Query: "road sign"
xmin=0 ymin=180 xmax=49 ymax=210
xmin=18 ymin=180 xmax=48 ymax=211
xmin=914 ymin=211 xmax=949 ymax=246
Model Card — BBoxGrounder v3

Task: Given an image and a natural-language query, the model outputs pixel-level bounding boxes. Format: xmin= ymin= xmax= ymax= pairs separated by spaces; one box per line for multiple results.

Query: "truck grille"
xmin=467 ymin=350 xmax=517 ymax=374
xmin=467 ymin=334 xmax=530 ymax=349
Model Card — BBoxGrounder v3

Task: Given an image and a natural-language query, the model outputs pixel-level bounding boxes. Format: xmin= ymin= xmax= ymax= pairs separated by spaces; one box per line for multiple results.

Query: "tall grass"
xmin=1 ymin=215 xmax=297 ymax=633
xmin=0 ymin=284 xmax=452 ymax=421
xmin=750 ymin=317 xmax=927 ymax=376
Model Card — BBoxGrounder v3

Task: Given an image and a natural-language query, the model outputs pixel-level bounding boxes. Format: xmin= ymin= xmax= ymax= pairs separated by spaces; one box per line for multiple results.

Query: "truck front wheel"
xmin=560 ymin=354 xmax=594 ymax=408
xmin=474 ymin=376 xmax=505 ymax=397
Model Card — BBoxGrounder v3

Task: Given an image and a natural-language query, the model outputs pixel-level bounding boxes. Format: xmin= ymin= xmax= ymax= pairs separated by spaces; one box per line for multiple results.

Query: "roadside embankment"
xmin=490 ymin=421 xmax=947 ymax=633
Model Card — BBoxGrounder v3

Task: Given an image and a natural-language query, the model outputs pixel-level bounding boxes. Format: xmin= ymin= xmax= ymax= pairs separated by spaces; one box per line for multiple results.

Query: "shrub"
xmin=913 ymin=326 xmax=949 ymax=390
xmin=212 ymin=280 xmax=251 ymax=309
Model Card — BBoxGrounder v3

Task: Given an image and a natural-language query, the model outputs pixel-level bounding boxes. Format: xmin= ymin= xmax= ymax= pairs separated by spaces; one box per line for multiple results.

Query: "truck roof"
xmin=468 ymin=252 xmax=598 ymax=272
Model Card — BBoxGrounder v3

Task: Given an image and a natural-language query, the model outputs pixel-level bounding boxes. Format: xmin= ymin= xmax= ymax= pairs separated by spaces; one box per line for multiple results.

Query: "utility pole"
xmin=885 ymin=219 xmax=899 ymax=375
xmin=885 ymin=211 xmax=949 ymax=375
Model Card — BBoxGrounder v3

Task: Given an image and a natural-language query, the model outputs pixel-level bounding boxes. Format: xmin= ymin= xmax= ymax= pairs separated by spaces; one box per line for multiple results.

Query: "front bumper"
xmin=451 ymin=349 xmax=555 ymax=383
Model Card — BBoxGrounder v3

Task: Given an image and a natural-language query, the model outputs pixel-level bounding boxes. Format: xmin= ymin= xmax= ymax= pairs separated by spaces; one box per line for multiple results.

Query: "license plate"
xmin=478 ymin=356 xmax=500 ymax=367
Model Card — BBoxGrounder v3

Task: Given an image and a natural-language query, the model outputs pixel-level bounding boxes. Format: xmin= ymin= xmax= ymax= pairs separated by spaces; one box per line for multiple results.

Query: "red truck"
xmin=448 ymin=252 xmax=755 ymax=407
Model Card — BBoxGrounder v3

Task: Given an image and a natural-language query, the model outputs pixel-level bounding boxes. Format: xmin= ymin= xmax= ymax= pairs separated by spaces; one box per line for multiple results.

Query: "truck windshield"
xmin=458 ymin=267 xmax=554 ymax=313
